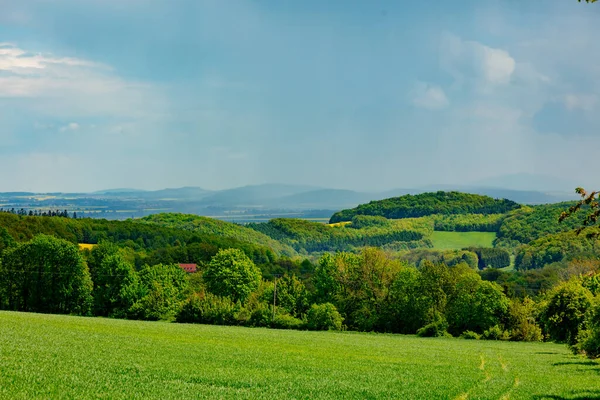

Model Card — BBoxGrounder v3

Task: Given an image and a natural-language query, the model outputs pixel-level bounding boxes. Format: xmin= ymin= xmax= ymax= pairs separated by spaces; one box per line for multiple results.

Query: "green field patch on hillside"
xmin=0 ymin=311 xmax=597 ymax=400
xmin=431 ymin=231 xmax=496 ymax=250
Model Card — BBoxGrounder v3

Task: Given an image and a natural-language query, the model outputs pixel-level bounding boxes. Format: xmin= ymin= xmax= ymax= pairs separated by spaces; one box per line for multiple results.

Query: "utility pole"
xmin=272 ymin=274 xmax=281 ymax=323
xmin=272 ymin=276 xmax=277 ymax=322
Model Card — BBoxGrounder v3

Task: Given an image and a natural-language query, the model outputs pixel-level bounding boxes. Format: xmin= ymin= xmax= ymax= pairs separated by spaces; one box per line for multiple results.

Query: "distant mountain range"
xmin=82 ymin=184 xmax=580 ymax=206
xmin=0 ymin=176 xmax=581 ymax=222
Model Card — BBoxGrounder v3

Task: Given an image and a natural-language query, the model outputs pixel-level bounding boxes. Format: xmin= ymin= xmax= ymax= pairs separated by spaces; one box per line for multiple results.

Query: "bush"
xmin=416 ymin=318 xmax=449 ymax=338
xmin=482 ymin=325 xmax=510 ymax=341
xmin=176 ymin=293 xmax=238 ymax=325
xmin=130 ymin=263 xmax=189 ymax=321
xmin=272 ymin=313 xmax=305 ymax=330
xmin=306 ymin=303 xmax=344 ymax=331
xmin=573 ymin=299 xmax=600 ymax=358
xmin=248 ymin=302 xmax=273 ymax=328
xmin=540 ymin=280 xmax=593 ymax=345
xmin=574 ymin=328 xmax=600 ymax=359
xmin=461 ymin=331 xmax=481 ymax=340
xmin=507 ymin=297 xmax=543 ymax=342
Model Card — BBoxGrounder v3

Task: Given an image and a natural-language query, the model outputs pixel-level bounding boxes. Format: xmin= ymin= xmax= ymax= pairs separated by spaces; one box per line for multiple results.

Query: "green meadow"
xmin=0 ymin=311 xmax=598 ymax=400
xmin=431 ymin=231 xmax=497 ymax=250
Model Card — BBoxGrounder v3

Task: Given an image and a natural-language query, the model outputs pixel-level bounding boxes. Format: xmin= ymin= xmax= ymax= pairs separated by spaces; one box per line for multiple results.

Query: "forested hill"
xmin=329 ymin=191 xmax=521 ymax=223
xmin=0 ymin=212 xmax=279 ymax=266
xmin=139 ymin=213 xmax=296 ymax=257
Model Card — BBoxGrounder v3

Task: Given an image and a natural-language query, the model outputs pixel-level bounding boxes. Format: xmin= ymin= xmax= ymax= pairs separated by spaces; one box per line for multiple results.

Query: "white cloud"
xmin=411 ymin=82 xmax=449 ymax=110
xmin=59 ymin=122 xmax=80 ymax=132
xmin=0 ymin=43 xmax=166 ymax=121
xmin=0 ymin=43 xmax=103 ymax=73
xmin=440 ymin=32 xmax=516 ymax=86
xmin=564 ymin=94 xmax=598 ymax=111
xmin=478 ymin=46 xmax=515 ymax=85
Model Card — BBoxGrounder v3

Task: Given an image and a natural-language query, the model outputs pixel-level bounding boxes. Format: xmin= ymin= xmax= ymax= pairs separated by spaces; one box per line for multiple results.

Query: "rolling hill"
xmin=139 ymin=213 xmax=297 ymax=256
xmin=329 ymin=191 xmax=521 ymax=223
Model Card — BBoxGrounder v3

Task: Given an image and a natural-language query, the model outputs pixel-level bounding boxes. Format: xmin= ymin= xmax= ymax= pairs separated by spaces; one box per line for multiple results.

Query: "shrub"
xmin=482 ymin=325 xmax=510 ymax=341
xmin=248 ymin=302 xmax=272 ymax=328
xmin=272 ymin=313 xmax=305 ymax=330
xmin=507 ymin=297 xmax=543 ymax=342
xmin=540 ymin=280 xmax=593 ymax=345
xmin=461 ymin=331 xmax=481 ymax=340
xmin=176 ymin=293 xmax=238 ymax=325
xmin=306 ymin=303 xmax=344 ymax=331
xmin=416 ymin=318 xmax=449 ymax=338
xmin=573 ymin=299 xmax=600 ymax=358
xmin=130 ymin=263 xmax=189 ymax=321
xmin=574 ymin=328 xmax=600 ymax=359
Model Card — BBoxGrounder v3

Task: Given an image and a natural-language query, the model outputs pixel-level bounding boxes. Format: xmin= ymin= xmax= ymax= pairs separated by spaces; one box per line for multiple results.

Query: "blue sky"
xmin=0 ymin=0 xmax=599 ymax=192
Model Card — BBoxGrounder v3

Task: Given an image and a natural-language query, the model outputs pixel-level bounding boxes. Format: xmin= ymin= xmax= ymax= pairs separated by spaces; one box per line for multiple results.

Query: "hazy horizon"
xmin=1 ymin=1 xmax=599 ymax=192
xmin=0 ymin=172 xmax=583 ymax=195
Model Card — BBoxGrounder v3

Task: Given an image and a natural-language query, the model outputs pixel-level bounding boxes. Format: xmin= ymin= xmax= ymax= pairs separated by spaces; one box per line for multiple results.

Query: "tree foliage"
xmin=560 ymin=188 xmax=600 ymax=238
xmin=514 ymin=231 xmax=599 ymax=271
xmin=203 ymin=248 xmax=262 ymax=302
xmin=329 ymin=191 xmax=520 ymax=223
xmin=0 ymin=211 xmax=278 ymax=266
xmin=0 ymin=227 xmax=15 ymax=255
xmin=431 ymin=213 xmax=505 ymax=233
xmin=398 ymin=249 xmax=479 ymax=270
xmin=140 ymin=213 xmax=296 ymax=257
xmin=130 ymin=263 xmax=189 ymax=321
xmin=0 ymin=235 xmax=92 ymax=315
xmin=249 ymin=217 xmax=431 ymax=253
xmin=446 ymin=274 xmax=509 ymax=336
xmin=92 ymin=253 xmax=141 ymax=318
xmin=540 ymin=280 xmax=593 ymax=345
xmin=498 ymin=204 xmax=587 ymax=245
xmin=508 ymin=297 xmax=543 ymax=342
xmin=467 ymin=247 xmax=511 ymax=269
xmin=306 ymin=303 xmax=344 ymax=331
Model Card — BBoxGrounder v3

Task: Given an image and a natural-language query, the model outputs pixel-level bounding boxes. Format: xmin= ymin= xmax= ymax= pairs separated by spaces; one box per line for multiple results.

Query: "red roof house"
xmin=178 ymin=263 xmax=197 ymax=273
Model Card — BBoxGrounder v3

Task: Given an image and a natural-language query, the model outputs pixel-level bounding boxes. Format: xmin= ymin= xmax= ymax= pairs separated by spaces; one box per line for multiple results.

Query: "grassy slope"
xmin=1 ymin=311 xmax=598 ymax=399
xmin=430 ymin=231 xmax=497 ymax=250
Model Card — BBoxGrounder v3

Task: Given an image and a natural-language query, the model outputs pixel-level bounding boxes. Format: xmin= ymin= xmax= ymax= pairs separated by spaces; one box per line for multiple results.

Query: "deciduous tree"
xmin=203 ymin=248 xmax=261 ymax=302
xmin=0 ymin=235 xmax=92 ymax=315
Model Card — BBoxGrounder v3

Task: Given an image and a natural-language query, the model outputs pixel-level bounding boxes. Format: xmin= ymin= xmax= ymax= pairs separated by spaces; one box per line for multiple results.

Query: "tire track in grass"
xmin=453 ymin=354 xmax=489 ymax=400
xmin=497 ymin=353 xmax=520 ymax=400
xmin=459 ymin=351 xmax=521 ymax=400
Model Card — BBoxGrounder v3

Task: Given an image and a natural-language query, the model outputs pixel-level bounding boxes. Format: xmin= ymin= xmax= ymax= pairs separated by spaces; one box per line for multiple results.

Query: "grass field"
xmin=1 ymin=312 xmax=598 ymax=399
xmin=431 ymin=231 xmax=496 ymax=250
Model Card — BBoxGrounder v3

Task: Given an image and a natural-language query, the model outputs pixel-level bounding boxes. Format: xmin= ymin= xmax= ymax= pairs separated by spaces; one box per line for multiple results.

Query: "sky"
xmin=0 ymin=0 xmax=599 ymax=193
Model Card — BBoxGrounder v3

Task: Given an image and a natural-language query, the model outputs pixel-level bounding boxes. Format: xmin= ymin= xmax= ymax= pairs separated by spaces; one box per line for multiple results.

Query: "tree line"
xmin=248 ymin=217 xmax=431 ymax=253
xmin=1 ymin=208 xmax=76 ymax=218
xmin=1 ymin=226 xmax=599 ymax=357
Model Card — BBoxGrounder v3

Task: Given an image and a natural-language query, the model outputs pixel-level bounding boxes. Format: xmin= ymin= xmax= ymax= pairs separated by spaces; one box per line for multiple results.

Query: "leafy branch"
xmin=559 ymin=188 xmax=600 ymax=238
